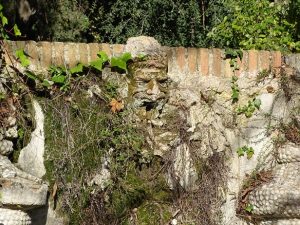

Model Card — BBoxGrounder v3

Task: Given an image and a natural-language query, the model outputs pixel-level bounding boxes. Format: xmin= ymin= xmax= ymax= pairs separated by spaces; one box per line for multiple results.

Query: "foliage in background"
xmin=87 ymin=0 xmax=209 ymax=47
xmin=2 ymin=0 xmax=89 ymax=42
xmin=207 ymin=0 xmax=300 ymax=51
xmin=287 ymin=0 xmax=300 ymax=41
xmin=3 ymin=0 xmax=300 ymax=51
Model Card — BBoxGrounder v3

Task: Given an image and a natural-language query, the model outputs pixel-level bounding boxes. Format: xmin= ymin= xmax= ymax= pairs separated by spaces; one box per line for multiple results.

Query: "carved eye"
xmin=158 ymin=79 xmax=168 ymax=87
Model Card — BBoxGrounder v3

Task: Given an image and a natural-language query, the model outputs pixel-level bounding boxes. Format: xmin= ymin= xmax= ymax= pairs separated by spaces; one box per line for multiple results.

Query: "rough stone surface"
xmin=0 ymin=70 xmax=48 ymax=224
xmin=0 ymin=209 xmax=31 ymax=225
xmin=0 ymin=155 xmax=48 ymax=208
xmin=260 ymin=220 xmax=300 ymax=225
xmin=2 ymin=37 xmax=300 ymax=225
xmin=124 ymin=36 xmax=163 ymax=57
xmin=18 ymin=100 xmax=46 ymax=178
xmin=244 ymin=76 xmax=300 ymax=225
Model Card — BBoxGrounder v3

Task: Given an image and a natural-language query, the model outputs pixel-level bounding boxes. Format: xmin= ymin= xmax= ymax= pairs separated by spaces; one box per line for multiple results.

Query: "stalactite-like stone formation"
xmin=248 ymin=143 xmax=300 ymax=224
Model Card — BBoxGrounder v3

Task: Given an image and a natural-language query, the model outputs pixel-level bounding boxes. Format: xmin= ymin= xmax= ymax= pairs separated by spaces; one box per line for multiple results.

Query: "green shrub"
xmin=207 ymin=0 xmax=300 ymax=51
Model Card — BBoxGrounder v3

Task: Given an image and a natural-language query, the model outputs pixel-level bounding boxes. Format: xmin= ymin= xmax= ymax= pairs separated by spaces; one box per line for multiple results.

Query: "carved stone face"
xmin=128 ymin=59 xmax=169 ymax=110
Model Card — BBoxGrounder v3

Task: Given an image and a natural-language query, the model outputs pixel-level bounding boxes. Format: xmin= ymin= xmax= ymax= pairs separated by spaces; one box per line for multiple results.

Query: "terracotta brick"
xmin=248 ymin=50 xmax=258 ymax=73
xmin=224 ymin=58 xmax=233 ymax=78
xmin=52 ymin=42 xmax=64 ymax=67
xmin=3 ymin=41 xmax=16 ymax=66
xmin=239 ymin=50 xmax=248 ymax=76
xmin=25 ymin=41 xmax=39 ymax=69
xmin=66 ymin=43 xmax=78 ymax=68
xmin=271 ymin=51 xmax=282 ymax=69
xmin=259 ymin=51 xmax=270 ymax=71
xmin=78 ymin=43 xmax=89 ymax=65
xmin=15 ymin=41 xmax=26 ymax=52
xmin=39 ymin=42 xmax=52 ymax=68
xmin=167 ymin=47 xmax=176 ymax=74
xmin=100 ymin=43 xmax=112 ymax=58
xmin=176 ymin=47 xmax=186 ymax=73
xmin=188 ymin=48 xmax=197 ymax=74
xmin=198 ymin=48 xmax=209 ymax=76
xmin=89 ymin=43 xmax=100 ymax=62
xmin=112 ymin=44 xmax=124 ymax=56
xmin=212 ymin=48 xmax=222 ymax=76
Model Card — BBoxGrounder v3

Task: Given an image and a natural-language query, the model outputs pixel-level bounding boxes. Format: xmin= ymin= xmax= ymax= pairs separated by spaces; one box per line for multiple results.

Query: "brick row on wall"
xmin=3 ymin=40 xmax=282 ymax=77
xmin=3 ymin=41 xmax=124 ymax=71
xmin=167 ymin=47 xmax=282 ymax=77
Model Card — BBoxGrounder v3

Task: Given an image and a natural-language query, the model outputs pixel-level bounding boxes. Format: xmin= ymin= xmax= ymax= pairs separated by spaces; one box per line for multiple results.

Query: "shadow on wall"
xmin=28 ymin=203 xmax=49 ymax=225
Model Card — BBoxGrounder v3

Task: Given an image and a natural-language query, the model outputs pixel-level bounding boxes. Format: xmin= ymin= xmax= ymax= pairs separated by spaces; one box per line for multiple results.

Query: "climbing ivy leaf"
xmin=70 ymin=63 xmax=83 ymax=75
xmin=51 ymin=75 xmax=66 ymax=84
xmin=60 ymin=82 xmax=70 ymax=92
xmin=253 ymin=98 xmax=262 ymax=109
xmin=246 ymin=147 xmax=254 ymax=159
xmin=245 ymin=204 xmax=254 ymax=213
xmin=111 ymin=57 xmax=127 ymax=73
xmin=42 ymin=79 xmax=53 ymax=88
xmin=90 ymin=59 xmax=104 ymax=71
xmin=231 ymin=90 xmax=239 ymax=103
xmin=97 ymin=51 xmax=109 ymax=63
xmin=24 ymin=70 xmax=38 ymax=80
xmin=16 ymin=49 xmax=30 ymax=67
xmin=237 ymin=148 xmax=245 ymax=157
xmin=237 ymin=146 xmax=255 ymax=159
xmin=120 ymin=52 xmax=132 ymax=63
xmin=1 ymin=13 xmax=7 ymax=26
xmin=13 ymin=24 xmax=21 ymax=36
xmin=110 ymin=52 xmax=132 ymax=73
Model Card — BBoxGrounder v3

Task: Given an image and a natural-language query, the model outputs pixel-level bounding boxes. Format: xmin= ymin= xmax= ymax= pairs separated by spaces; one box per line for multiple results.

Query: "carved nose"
xmin=146 ymin=80 xmax=160 ymax=95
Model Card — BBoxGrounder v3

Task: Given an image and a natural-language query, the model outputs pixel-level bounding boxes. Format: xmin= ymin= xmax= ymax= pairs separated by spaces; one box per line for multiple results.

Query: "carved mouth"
xmin=141 ymin=101 xmax=157 ymax=111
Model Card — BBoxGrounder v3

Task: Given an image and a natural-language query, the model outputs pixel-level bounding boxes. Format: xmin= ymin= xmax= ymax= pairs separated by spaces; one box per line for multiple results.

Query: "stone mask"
xmin=128 ymin=57 xmax=169 ymax=111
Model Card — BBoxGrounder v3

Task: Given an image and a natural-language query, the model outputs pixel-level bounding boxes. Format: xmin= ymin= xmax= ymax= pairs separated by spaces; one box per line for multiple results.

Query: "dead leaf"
xmin=109 ymin=98 xmax=124 ymax=113
xmin=266 ymin=86 xmax=275 ymax=93
xmin=52 ymin=182 xmax=58 ymax=199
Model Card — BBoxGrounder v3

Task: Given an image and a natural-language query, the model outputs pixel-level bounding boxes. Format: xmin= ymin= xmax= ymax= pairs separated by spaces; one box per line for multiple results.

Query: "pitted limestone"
xmin=0 ymin=209 xmax=31 ymax=225
xmin=260 ymin=219 xmax=300 ymax=225
xmin=248 ymin=143 xmax=300 ymax=220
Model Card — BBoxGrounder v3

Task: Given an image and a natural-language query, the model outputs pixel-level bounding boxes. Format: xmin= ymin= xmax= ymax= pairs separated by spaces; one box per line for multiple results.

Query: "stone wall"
xmin=3 ymin=40 xmax=283 ymax=77
xmin=2 ymin=38 xmax=300 ymax=225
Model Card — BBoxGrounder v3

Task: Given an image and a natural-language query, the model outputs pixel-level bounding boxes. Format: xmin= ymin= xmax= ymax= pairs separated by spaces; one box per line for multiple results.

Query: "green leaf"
xmin=97 ymin=51 xmax=109 ymax=63
xmin=49 ymin=66 xmax=66 ymax=76
xmin=237 ymin=50 xmax=243 ymax=59
xmin=232 ymin=75 xmax=238 ymax=82
xmin=253 ymin=98 xmax=262 ymax=109
xmin=24 ymin=70 xmax=38 ymax=80
xmin=1 ymin=13 xmax=7 ymax=26
xmin=90 ymin=59 xmax=104 ymax=71
xmin=60 ymin=82 xmax=70 ymax=92
xmin=0 ymin=92 xmax=5 ymax=100
xmin=111 ymin=57 xmax=127 ymax=73
xmin=237 ymin=148 xmax=245 ymax=157
xmin=15 ymin=49 xmax=30 ymax=67
xmin=42 ymin=79 xmax=54 ymax=88
xmin=246 ymin=147 xmax=254 ymax=159
xmin=70 ymin=63 xmax=83 ymax=75
xmin=121 ymin=52 xmax=132 ymax=62
xmin=13 ymin=24 xmax=21 ymax=36
xmin=52 ymin=75 xmax=66 ymax=84
xmin=245 ymin=204 xmax=254 ymax=213
xmin=245 ymin=111 xmax=253 ymax=118
xmin=137 ymin=53 xmax=147 ymax=60
xmin=0 ymin=4 xmax=3 ymax=11
xmin=17 ymin=128 xmax=24 ymax=139
xmin=231 ymin=91 xmax=239 ymax=102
